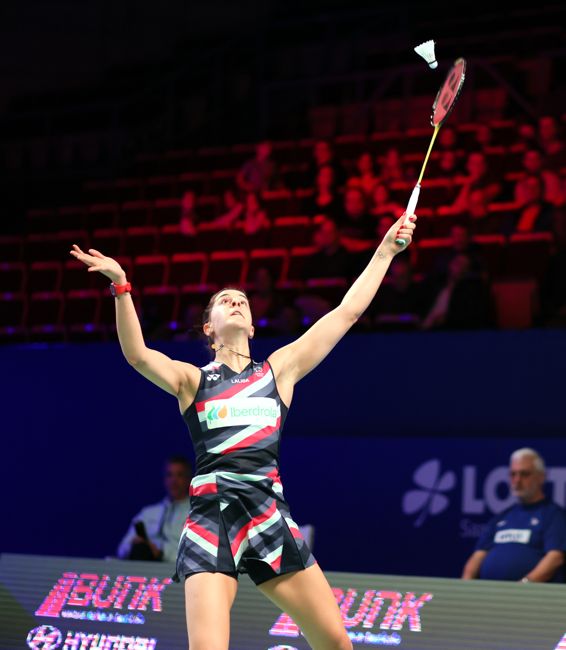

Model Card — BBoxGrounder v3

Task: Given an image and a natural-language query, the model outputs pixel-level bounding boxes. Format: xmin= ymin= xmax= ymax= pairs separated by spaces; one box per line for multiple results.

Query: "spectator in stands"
xmin=422 ymin=253 xmax=492 ymax=330
xmin=340 ymin=187 xmax=374 ymax=239
xmin=117 ymin=456 xmax=192 ymax=562
xmin=540 ymin=213 xmax=566 ymax=326
xmin=347 ymin=152 xmax=379 ymax=197
xmin=179 ymin=190 xmax=200 ymax=236
xmin=538 ymin=116 xmax=565 ymax=169
xmin=462 ymin=448 xmax=566 ymax=583
xmin=211 ymin=189 xmax=244 ymax=228
xmin=514 ymin=175 xmax=555 ymax=233
xmin=236 ymin=141 xmax=280 ymax=193
xmin=439 ymin=151 xmax=501 ymax=217
xmin=514 ymin=149 xmax=564 ymax=208
xmin=438 ymin=150 xmax=464 ymax=177
xmin=377 ymin=147 xmax=407 ymax=183
xmin=310 ymin=139 xmax=346 ymax=187
xmin=373 ymin=257 xmax=425 ymax=327
xmin=369 ymin=183 xmax=404 ymax=219
xmin=509 ymin=122 xmax=538 ymax=154
xmin=247 ymin=267 xmax=287 ymax=335
xmin=438 ymin=125 xmax=459 ymax=151
xmin=376 ymin=215 xmax=395 ymax=242
xmin=433 ymin=223 xmax=486 ymax=278
xmin=307 ymin=164 xmax=341 ymax=220
xmin=304 ymin=218 xmax=351 ymax=279
xmin=474 ymin=125 xmax=494 ymax=151
xmin=241 ymin=192 xmax=270 ymax=235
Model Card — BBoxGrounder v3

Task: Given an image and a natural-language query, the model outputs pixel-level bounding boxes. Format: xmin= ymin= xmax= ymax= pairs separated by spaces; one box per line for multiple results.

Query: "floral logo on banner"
xmin=402 ymin=459 xmax=456 ymax=527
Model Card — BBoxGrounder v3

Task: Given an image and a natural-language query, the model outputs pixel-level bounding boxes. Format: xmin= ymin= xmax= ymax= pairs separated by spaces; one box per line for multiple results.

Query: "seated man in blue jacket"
xmin=462 ymin=448 xmax=566 ymax=583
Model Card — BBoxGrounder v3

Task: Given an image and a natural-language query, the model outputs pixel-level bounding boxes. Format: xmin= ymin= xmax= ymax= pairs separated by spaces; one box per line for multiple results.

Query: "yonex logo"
xmin=206 ymin=373 xmax=220 ymax=381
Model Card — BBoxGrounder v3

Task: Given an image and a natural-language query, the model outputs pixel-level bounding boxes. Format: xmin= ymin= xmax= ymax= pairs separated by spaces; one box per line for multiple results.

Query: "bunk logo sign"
xmin=35 ymin=572 xmax=172 ymax=620
xmin=269 ymin=587 xmax=433 ymax=646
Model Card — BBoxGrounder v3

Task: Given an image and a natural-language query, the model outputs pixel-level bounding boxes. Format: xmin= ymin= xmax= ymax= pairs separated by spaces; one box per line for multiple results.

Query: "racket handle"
xmin=395 ymin=184 xmax=421 ymax=246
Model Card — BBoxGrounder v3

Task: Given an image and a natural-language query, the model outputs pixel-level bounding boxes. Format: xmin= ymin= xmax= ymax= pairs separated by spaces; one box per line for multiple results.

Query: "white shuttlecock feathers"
xmin=414 ymin=40 xmax=438 ymax=69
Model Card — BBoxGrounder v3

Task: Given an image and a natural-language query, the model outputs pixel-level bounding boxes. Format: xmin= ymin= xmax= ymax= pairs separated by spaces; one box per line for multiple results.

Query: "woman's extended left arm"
xmin=269 ymin=212 xmax=416 ymax=388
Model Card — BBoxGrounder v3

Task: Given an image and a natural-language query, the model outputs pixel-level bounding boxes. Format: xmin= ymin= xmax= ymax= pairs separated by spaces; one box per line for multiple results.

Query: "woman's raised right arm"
xmin=70 ymin=245 xmax=200 ymax=398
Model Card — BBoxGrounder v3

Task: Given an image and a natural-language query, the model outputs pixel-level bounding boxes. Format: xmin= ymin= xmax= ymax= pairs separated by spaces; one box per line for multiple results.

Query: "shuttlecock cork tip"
xmin=414 ymin=39 xmax=437 ymax=69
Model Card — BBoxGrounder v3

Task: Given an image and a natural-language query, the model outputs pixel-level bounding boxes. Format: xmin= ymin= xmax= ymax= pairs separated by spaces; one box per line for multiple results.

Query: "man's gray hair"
xmin=510 ymin=448 xmax=546 ymax=473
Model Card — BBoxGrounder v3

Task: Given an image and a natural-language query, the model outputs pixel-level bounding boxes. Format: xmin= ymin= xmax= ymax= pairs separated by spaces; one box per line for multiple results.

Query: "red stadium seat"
xmin=26 ymin=233 xmax=63 ymax=262
xmin=286 ymin=246 xmax=317 ymax=284
xmin=133 ymin=255 xmax=169 ymax=288
xmin=473 ymin=234 xmax=506 ymax=278
xmin=86 ymin=203 xmax=118 ymax=230
xmin=262 ymin=190 xmax=294 ymax=218
xmin=194 ymin=222 xmax=232 ymax=252
xmin=58 ymin=205 xmax=87 ymax=231
xmin=506 ymin=232 xmax=553 ymax=280
xmin=0 ymin=263 xmax=26 ymax=293
xmin=305 ymin=277 xmax=347 ymax=304
xmin=62 ymin=260 xmax=94 ymax=291
xmin=91 ymin=228 xmax=124 ymax=257
xmin=415 ymin=238 xmax=451 ymax=274
xmin=272 ymin=216 xmax=314 ymax=248
xmin=26 ymin=208 xmax=57 ymax=233
xmin=123 ymin=226 xmax=159 ymax=257
xmin=159 ymin=224 xmax=186 ymax=255
xmin=146 ymin=175 xmax=177 ymax=200
xmin=64 ymin=289 xmax=101 ymax=328
xmin=0 ymin=236 xmax=23 ymax=262
xmin=141 ymin=286 xmax=179 ymax=325
xmin=114 ymin=178 xmax=143 ymax=203
xmin=27 ymin=291 xmax=64 ymax=329
xmin=119 ymin=200 xmax=151 ymax=229
xmin=170 ymin=253 xmax=208 ymax=288
xmin=0 ymin=292 xmax=27 ymax=328
xmin=153 ymin=198 xmax=181 ymax=226
xmin=28 ymin=261 xmax=62 ymax=293
xmin=246 ymin=249 xmax=288 ymax=287
xmin=492 ymin=279 xmax=538 ymax=329
xmin=207 ymin=251 xmax=247 ymax=288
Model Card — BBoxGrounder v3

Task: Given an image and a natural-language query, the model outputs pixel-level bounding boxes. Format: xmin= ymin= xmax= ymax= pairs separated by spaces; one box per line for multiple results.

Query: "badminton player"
xmin=70 ymin=211 xmax=416 ymax=650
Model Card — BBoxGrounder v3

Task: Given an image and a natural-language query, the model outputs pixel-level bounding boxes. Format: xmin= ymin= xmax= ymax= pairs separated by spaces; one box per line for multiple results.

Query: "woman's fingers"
xmin=88 ymin=248 xmax=105 ymax=259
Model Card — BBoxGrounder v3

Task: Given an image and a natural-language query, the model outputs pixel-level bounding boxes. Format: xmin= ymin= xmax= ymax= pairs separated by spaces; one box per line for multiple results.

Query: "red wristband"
xmin=110 ymin=281 xmax=132 ymax=297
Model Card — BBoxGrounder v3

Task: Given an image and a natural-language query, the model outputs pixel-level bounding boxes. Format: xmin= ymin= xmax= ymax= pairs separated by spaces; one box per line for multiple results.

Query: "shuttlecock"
xmin=414 ymin=40 xmax=438 ymax=69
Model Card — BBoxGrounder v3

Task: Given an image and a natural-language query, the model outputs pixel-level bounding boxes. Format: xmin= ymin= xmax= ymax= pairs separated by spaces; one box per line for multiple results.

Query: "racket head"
xmin=431 ymin=57 xmax=466 ymax=127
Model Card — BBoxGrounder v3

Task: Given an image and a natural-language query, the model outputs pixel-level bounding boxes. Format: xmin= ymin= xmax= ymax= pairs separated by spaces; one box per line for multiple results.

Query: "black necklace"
xmin=212 ymin=342 xmax=252 ymax=360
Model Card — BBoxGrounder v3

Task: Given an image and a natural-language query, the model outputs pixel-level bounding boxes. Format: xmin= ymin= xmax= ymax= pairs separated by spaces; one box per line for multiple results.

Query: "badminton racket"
xmin=395 ymin=57 xmax=467 ymax=246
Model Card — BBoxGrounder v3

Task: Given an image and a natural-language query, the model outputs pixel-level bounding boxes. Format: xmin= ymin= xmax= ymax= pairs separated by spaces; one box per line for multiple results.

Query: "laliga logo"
xmin=403 ymin=460 xmax=456 ymax=527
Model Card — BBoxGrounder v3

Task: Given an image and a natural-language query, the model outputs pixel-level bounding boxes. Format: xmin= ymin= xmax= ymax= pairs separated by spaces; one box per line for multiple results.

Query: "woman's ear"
xmin=203 ymin=321 xmax=212 ymax=338
xmin=249 ymin=325 xmax=255 ymax=340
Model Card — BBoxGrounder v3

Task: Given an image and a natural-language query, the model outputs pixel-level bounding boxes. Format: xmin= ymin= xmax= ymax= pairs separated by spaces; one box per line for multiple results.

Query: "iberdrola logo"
xmin=207 ymin=403 xmax=228 ymax=423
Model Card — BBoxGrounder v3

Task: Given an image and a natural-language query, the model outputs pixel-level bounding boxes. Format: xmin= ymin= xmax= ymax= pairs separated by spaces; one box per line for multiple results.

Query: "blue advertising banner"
xmin=277 ymin=436 xmax=566 ymax=577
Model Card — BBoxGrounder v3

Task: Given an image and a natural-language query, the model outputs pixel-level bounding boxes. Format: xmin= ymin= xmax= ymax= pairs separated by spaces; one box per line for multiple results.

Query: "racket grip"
xmin=395 ymin=184 xmax=421 ymax=246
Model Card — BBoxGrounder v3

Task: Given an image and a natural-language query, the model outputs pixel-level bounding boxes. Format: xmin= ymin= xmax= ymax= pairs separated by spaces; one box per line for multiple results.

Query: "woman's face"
xmin=205 ymin=290 xmax=253 ymax=342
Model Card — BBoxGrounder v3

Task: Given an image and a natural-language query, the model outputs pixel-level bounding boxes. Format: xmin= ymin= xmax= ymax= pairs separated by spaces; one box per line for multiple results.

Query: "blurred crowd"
xmin=160 ymin=115 xmax=566 ymax=340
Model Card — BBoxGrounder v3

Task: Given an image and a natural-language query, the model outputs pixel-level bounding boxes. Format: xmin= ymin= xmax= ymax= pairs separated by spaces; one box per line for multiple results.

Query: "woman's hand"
xmin=381 ymin=212 xmax=417 ymax=257
xmin=69 ymin=245 xmax=126 ymax=284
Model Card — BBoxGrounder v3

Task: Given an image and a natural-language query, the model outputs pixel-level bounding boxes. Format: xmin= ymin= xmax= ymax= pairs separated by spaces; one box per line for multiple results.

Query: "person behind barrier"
xmin=462 ymin=448 xmax=566 ymax=583
xmin=117 ymin=456 xmax=193 ymax=562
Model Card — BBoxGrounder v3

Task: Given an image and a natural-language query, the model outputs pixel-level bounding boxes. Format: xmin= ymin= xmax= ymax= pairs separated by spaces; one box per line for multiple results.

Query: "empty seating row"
xmin=0 ymin=233 xmax=555 ymax=300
